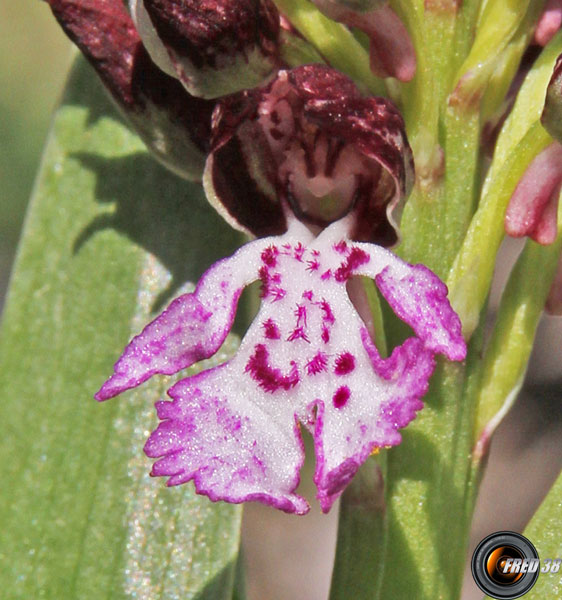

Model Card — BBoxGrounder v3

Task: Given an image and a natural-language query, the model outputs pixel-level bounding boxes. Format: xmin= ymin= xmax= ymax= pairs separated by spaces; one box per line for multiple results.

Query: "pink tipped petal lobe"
xmin=96 ymin=238 xmax=277 ymax=400
xmin=313 ymin=333 xmax=435 ymax=512
xmin=353 ymin=244 xmax=467 ymax=361
xmin=144 ymin=364 xmax=309 ymax=513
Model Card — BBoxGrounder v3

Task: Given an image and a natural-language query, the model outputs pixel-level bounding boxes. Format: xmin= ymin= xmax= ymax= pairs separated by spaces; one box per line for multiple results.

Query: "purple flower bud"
xmin=130 ymin=0 xmax=281 ymax=98
xmin=45 ymin=0 xmax=215 ymax=180
xmin=505 ymin=142 xmax=562 ymax=245
xmin=542 ymin=53 xmax=562 ymax=143
xmin=310 ymin=0 xmax=416 ymax=81
xmin=535 ymin=0 xmax=562 ymax=46
xmin=205 ymin=64 xmax=414 ymax=245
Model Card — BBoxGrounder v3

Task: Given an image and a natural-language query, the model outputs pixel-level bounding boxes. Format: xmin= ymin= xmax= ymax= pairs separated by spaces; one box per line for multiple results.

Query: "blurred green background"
xmin=0 ymin=1 xmax=71 ymax=305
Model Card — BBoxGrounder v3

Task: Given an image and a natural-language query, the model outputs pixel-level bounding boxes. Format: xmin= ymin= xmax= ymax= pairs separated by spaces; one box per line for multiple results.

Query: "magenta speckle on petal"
xmin=261 ymin=245 xmax=279 ymax=267
xmin=333 ymin=386 xmax=351 ymax=408
xmin=263 ymin=318 xmax=281 ymax=339
xmin=306 ymin=352 xmax=328 ymax=375
xmin=287 ymin=327 xmax=310 ymax=342
xmin=294 ymin=242 xmax=305 ymax=261
xmin=334 ymin=247 xmax=370 ymax=282
xmin=334 ymin=352 xmax=356 ymax=375
xmin=319 ymin=299 xmax=335 ymax=324
xmin=334 ymin=240 xmax=348 ymax=253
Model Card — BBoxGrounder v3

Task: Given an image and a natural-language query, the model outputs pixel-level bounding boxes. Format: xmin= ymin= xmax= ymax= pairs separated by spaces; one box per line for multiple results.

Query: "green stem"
xmin=329 ymin=455 xmax=388 ymax=600
xmin=450 ymin=0 xmax=487 ymax=81
xmin=395 ymin=0 xmax=482 ymax=279
xmin=329 ymin=279 xmax=388 ymax=600
xmin=441 ymin=2 xmax=542 ymax=259
xmin=376 ymin=359 xmax=476 ymax=599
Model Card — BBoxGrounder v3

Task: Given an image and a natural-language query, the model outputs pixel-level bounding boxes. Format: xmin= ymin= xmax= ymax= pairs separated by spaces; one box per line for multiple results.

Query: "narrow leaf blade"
xmin=0 ymin=57 xmax=244 ymax=600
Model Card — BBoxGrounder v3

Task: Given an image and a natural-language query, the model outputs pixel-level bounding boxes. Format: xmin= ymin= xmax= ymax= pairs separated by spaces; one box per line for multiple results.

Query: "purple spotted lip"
xmin=96 ymin=218 xmax=466 ymax=514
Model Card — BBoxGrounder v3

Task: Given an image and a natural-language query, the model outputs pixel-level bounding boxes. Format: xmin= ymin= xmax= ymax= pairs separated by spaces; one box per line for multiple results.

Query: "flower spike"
xmin=97 ymin=218 xmax=465 ymax=514
xmin=44 ymin=0 xmax=214 ymax=180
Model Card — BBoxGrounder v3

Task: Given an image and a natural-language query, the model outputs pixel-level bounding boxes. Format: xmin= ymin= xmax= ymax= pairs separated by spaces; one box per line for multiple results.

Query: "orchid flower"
xmin=86 ymin=57 xmax=465 ymax=512
xmin=96 ymin=213 xmax=465 ymax=513
xmin=9 ymin=0 xmax=562 ymax=597
xmin=43 ymin=0 xmax=466 ymax=515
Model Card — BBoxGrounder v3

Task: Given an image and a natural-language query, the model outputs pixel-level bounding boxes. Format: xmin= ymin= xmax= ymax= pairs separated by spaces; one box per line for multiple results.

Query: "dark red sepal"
xmin=45 ymin=0 xmax=214 ymax=179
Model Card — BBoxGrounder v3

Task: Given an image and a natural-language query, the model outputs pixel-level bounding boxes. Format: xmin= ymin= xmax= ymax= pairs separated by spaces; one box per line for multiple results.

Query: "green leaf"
xmin=489 ymin=29 xmax=562 ymax=177
xmin=0 ymin=57 xmax=245 ymax=599
xmin=474 ymin=232 xmax=562 ymax=447
xmin=522 ymin=471 xmax=562 ymax=600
